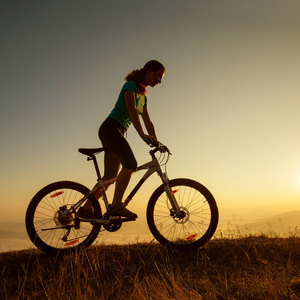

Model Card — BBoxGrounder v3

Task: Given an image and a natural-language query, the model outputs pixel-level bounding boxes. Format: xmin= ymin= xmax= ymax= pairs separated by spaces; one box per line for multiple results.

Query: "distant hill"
xmin=0 ymin=221 xmax=31 ymax=252
xmin=240 ymin=210 xmax=300 ymax=236
xmin=0 ymin=221 xmax=27 ymax=239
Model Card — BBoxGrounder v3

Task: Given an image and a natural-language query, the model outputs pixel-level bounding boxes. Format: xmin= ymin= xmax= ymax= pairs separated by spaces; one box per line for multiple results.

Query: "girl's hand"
xmin=142 ymin=135 xmax=158 ymax=146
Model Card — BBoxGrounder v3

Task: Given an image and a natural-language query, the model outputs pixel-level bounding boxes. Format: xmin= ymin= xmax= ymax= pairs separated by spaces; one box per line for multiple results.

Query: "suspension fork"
xmin=160 ymin=172 xmax=181 ymax=215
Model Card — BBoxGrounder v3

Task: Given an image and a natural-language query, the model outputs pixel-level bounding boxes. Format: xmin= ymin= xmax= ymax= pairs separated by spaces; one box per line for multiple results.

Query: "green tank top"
xmin=108 ymin=81 xmax=147 ymax=130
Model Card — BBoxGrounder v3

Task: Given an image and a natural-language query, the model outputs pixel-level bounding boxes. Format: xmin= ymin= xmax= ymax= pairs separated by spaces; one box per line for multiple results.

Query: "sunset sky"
xmin=1 ymin=0 xmax=299 ymax=231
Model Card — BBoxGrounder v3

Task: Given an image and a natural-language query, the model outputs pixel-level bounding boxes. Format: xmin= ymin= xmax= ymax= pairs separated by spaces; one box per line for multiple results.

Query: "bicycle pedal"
xmin=120 ymin=217 xmax=137 ymax=222
xmin=108 ymin=215 xmax=121 ymax=221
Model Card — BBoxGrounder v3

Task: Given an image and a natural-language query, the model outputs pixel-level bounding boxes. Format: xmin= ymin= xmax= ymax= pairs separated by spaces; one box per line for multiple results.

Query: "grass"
xmin=1 ymin=235 xmax=300 ymax=299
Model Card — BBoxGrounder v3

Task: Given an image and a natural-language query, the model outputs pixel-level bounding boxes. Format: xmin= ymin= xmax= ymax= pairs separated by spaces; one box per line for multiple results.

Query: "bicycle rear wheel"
xmin=147 ymin=178 xmax=218 ymax=250
xmin=25 ymin=181 xmax=102 ymax=255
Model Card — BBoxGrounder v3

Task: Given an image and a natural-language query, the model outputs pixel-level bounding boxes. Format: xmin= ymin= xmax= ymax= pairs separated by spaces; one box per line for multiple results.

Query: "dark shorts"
xmin=98 ymin=117 xmax=137 ymax=172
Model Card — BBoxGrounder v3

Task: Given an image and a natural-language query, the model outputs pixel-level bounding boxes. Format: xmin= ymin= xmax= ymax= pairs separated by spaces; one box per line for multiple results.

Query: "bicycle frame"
xmin=63 ymin=147 xmax=181 ymax=224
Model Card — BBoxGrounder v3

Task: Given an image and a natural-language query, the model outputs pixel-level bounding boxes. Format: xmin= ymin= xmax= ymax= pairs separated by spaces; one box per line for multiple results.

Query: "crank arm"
xmin=87 ymin=218 xmax=111 ymax=225
xmin=86 ymin=217 xmax=136 ymax=225
xmin=114 ymin=217 xmax=137 ymax=223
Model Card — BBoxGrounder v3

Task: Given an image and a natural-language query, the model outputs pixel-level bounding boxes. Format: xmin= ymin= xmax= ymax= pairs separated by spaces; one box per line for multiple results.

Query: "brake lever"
xmin=161 ymin=145 xmax=171 ymax=154
xmin=156 ymin=143 xmax=171 ymax=155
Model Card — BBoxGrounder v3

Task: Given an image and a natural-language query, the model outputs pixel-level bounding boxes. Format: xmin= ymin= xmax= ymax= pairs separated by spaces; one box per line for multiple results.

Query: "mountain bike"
xmin=25 ymin=143 xmax=219 ymax=254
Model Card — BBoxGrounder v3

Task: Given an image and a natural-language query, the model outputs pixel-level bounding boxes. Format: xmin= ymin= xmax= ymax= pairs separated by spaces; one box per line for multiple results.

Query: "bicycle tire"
xmin=147 ymin=178 xmax=218 ymax=250
xmin=25 ymin=181 xmax=102 ymax=255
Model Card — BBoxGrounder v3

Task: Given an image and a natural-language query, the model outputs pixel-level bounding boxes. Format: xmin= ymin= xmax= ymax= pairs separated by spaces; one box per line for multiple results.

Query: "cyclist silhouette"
xmin=79 ymin=60 xmax=165 ymax=219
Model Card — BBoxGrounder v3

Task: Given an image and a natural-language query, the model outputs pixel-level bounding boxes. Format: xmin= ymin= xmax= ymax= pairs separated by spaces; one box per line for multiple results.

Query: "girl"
xmin=79 ymin=60 xmax=165 ymax=219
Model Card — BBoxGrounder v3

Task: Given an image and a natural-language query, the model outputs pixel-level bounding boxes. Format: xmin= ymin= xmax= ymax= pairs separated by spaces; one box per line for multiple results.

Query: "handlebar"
xmin=149 ymin=142 xmax=171 ymax=157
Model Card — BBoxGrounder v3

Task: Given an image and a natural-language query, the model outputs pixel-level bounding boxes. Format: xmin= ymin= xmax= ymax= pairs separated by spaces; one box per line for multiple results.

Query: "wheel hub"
xmin=170 ymin=207 xmax=190 ymax=224
xmin=54 ymin=206 xmax=74 ymax=226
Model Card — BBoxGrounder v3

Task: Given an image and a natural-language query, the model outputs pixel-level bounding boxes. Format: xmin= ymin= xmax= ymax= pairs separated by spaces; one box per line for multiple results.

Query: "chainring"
xmin=103 ymin=213 xmax=122 ymax=232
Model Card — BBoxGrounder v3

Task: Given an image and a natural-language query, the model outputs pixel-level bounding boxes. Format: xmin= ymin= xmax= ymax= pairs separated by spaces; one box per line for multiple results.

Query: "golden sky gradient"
xmin=1 ymin=0 xmax=299 ymax=229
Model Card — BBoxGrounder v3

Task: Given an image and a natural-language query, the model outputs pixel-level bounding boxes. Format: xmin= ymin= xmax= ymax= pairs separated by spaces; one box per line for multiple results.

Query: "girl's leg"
xmin=111 ymin=167 xmax=134 ymax=207
xmin=97 ymin=117 xmax=138 ymax=217
xmin=82 ymin=151 xmax=120 ymax=210
xmin=109 ymin=166 xmax=137 ymax=218
xmin=93 ymin=151 xmax=120 ymax=199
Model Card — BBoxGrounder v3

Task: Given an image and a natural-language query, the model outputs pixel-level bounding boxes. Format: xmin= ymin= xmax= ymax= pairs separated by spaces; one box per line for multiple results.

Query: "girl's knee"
xmin=124 ymin=160 xmax=137 ymax=171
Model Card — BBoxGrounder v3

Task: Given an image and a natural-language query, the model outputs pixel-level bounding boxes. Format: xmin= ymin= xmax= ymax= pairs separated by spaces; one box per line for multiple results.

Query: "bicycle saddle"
xmin=78 ymin=147 xmax=105 ymax=156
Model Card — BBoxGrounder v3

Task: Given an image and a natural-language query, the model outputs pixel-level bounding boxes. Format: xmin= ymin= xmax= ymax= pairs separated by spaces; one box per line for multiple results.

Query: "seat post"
xmin=89 ymin=155 xmax=102 ymax=181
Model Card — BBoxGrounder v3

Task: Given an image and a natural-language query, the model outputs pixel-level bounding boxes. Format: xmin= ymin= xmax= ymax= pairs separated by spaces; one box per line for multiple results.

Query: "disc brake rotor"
xmin=171 ymin=207 xmax=190 ymax=224
xmin=54 ymin=206 xmax=74 ymax=226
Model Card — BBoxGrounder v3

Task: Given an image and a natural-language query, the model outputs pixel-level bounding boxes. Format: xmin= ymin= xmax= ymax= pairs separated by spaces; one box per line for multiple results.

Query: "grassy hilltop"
xmin=1 ymin=236 xmax=300 ymax=299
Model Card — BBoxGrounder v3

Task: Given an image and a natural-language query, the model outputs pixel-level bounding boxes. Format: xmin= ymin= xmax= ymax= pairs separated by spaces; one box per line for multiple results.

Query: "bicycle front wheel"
xmin=147 ymin=178 xmax=218 ymax=250
xmin=25 ymin=181 xmax=102 ymax=255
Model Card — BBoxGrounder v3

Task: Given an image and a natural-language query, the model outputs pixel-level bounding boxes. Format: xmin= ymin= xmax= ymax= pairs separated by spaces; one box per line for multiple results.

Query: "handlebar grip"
xmin=144 ymin=137 xmax=159 ymax=148
xmin=150 ymin=141 xmax=159 ymax=148
xmin=149 ymin=142 xmax=171 ymax=156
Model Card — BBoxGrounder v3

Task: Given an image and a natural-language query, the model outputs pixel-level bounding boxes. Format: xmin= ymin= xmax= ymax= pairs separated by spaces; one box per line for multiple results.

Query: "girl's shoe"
xmin=108 ymin=204 xmax=137 ymax=219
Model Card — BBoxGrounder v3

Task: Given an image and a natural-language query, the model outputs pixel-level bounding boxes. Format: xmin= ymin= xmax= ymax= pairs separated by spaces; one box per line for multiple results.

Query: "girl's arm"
xmin=124 ymin=90 xmax=157 ymax=144
xmin=141 ymin=105 xmax=157 ymax=141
